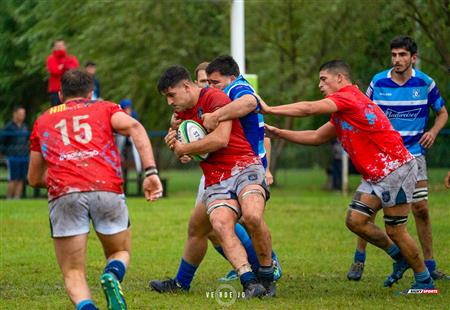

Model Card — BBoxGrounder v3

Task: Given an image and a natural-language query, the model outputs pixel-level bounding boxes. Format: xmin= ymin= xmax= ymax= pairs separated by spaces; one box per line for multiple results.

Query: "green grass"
xmin=1 ymin=168 xmax=449 ymax=309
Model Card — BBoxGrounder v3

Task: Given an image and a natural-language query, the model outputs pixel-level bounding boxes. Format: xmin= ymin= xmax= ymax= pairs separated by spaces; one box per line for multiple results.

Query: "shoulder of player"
xmin=413 ymin=69 xmax=434 ymax=85
xmin=204 ymin=88 xmax=230 ymax=101
xmin=371 ymin=69 xmax=391 ymax=86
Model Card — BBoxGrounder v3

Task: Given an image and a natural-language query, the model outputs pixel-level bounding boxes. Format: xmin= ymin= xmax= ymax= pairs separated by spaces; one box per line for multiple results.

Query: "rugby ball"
xmin=177 ymin=120 xmax=209 ymax=161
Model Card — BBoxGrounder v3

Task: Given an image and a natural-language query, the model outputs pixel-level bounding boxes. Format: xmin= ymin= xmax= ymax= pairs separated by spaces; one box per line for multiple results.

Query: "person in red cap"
xmin=46 ymin=39 xmax=79 ymax=106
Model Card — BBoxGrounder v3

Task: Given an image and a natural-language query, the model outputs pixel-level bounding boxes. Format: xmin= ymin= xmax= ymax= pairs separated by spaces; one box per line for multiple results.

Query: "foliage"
xmin=1 ymin=0 xmax=448 ymax=167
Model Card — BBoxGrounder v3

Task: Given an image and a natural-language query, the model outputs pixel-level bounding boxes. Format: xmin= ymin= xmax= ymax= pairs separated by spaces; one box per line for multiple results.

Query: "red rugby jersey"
xmin=177 ymin=88 xmax=260 ymax=187
xmin=328 ymin=85 xmax=413 ymax=182
xmin=30 ymin=99 xmax=125 ymax=200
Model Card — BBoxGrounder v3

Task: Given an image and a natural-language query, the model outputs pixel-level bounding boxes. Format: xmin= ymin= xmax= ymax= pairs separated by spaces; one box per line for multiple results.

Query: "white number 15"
xmin=54 ymin=115 xmax=92 ymax=145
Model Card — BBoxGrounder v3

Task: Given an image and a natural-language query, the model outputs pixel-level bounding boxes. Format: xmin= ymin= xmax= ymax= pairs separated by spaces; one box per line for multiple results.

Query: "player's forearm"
xmin=429 ymin=108 xmax=448 ymax=135
xmin=264 ymin=137 xmax=271 ymax=166
xmin=28 ymin=169 xmax=48 ymax=188
xmin=129 ymin=123 xmax=157 ymax=168
xmin=181 ymin=133 xmax=229 ymax=155
xmin=216 ymin=95 xmax=257 ymax=122
xmin=267 ymin=102 xmax=313 ymax=117
xmin=277 ymin=129 xmax=322 ymax=146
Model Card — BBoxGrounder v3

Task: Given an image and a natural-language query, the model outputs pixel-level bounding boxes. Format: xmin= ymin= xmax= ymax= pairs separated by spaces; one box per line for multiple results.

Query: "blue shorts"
xmin=7 ymin=157 xmax=29 ymax=181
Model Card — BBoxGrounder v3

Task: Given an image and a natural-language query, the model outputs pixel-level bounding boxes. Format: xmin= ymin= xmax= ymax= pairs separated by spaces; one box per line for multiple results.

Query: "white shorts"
xmin=356 ymin=159 xmax=418 ymax=208
xmin=48 ymin=191 xmax=129 ymax=238
xmin=203 ymin=164 xmax=269 ymax=215
xmin=195 ymin=175 xmax=206 ymax=206
xmin=415 ymin=155 xmax=427 ymax=182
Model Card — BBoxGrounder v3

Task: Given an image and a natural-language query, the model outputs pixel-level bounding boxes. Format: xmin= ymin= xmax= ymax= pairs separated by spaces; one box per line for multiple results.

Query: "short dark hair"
xmin=206 ymin=55 xmax=240 ymax=76
xmin=195 ymin=62 xmax=209 ymax=79
xmin=61 ymin=69 xmax=94 ymax=99
xmin=157 ymin=65 xmax=192 ymax=93
xmin=85 ymin=61 xmax=96 ymax=67
xmin=319 ymin=60 xmax=352 ymax=81
xmin=13 ymin=105 xmax=25 ymax=113
xmin=390 ymin=36 xmax=417 ymax=55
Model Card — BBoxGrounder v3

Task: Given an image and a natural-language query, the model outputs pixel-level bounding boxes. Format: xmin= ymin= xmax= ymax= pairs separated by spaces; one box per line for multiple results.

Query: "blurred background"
xmin=0 ymin=0 xmax=448 ymax=197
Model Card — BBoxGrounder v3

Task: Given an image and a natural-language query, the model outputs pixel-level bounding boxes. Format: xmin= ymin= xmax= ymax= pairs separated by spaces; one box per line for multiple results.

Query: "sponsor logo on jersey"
xmin=59 ymin=149 xmax=99 ymax=161
xmin=412 ymin=88 xmax=420 ymax=98
xmin=49 ymin=104 xmax=67 ymax=114
xmin=385 ymin=108 xmax=421 ymax=121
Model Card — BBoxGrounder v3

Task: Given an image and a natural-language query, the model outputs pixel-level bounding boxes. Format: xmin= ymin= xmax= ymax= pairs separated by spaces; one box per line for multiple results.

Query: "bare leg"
xmin=208 ymin=200 xmax=249 ymax=269
xmin=183 ymin=202 xmax=212 ymax=265
xmin=13 ymin=180 xmax=24 ymax=199
xmin=96 ymin=228 xmax=131 ymax=266
xmin=53 ymin=234 xmax=90 ymax=306
xmin=384 ymin=203 xmax=426 ymax=273
xmin=6 ymin=181 xmax=17 ymax=199
xmin=239 ymin=185 xmax=272 ymax=266
xmin=345 ymin=193 xmax=393 ymax=250
xmin=411 ymin=180 xmax=433 ymax=260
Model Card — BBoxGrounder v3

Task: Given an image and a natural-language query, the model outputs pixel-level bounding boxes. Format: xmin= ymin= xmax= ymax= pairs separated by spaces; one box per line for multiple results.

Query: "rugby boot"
xmin=273 ymin=258 xmax=282 ymax=282
xmin=384 ymin=258 xmax=410 ymax=287
xmin=218 ymin=270 xmax=238 ymax=282
xmin=430 ymin=269 xmax=450 ymax=280
xmin=347 ymin=262 xmax=365 ymax=281
xmin=100 ymin=273 xmax=127 ymax=310
xmin=149 ymin=278 xmax=187 ymax=293
xmin=243 ymin=281 xmax=266 ymax=299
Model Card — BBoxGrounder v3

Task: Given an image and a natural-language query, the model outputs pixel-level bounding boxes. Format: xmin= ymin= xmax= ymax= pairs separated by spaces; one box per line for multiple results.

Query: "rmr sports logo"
xmin=403 ymin=288 xmax=440 ymax=295
xmin=205 ymin=284 xmax=245 ymax=306
xmin=385 ymin=108 xmax=421 ymax=121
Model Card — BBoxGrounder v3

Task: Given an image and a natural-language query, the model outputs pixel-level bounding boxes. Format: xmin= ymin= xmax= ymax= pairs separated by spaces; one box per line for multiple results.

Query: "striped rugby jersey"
xmin=366 ymin=68 xmax=445 ymax=156
xmin=223 ymin=75 xmax=267 ymax=169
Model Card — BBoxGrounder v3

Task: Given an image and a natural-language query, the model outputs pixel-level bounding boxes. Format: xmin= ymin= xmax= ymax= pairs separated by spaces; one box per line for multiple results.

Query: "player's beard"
xmin=393 ymin=60 xmax=412 ymax=75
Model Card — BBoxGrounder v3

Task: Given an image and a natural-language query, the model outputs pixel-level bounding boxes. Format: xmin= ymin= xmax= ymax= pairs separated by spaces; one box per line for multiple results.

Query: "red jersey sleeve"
xmin=29 ymin=118 xmax=41 ymax=152
xmin=327 ymin=92 xmax=353 ymax=112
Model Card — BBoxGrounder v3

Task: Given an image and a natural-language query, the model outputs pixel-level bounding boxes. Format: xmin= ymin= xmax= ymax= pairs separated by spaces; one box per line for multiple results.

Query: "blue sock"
xmin=235 ymin=223 xmax=260 ymax=271
xmin=354 ymin=250 xmax=366 ymax=263
xmin=76 ymin=300 xmax=97 ymax=310
xmin=214 ymin=246 xmax=227 ymax=260
xmin=104 ymin=259 xmax=126 ymax=282
xmin=175 ymin=258 xmax=198 ymax=290
xmin=414 ymin=269 xmax=431 ymax=283
xmin=424 ymin=259 xmax=436 ymax=273
xmin=239 ymin=271 xmax=257 ymax=286
xmin=386 ymin=244 xmax=402 ymax=261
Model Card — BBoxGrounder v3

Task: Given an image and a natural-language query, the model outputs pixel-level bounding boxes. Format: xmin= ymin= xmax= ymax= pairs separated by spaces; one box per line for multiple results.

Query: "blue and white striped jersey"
xmin=366 ymin=68 xmax=445 ymax=156
xmin=223 ymin=75 xmax=267 ymax=168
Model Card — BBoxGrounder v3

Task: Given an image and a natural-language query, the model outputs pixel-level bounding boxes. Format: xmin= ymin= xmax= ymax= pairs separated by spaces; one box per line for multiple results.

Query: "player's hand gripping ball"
xmin=177 ymin=120 xmax=209 ymax=161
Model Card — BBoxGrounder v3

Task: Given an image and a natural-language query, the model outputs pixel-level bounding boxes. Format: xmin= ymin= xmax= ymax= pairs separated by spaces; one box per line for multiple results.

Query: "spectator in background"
xmin=85 ymin=61 xmax=101 ymax=100
xmin=46 ymin=39 xmax=79 ymax=106
xmin=116 ymin=99 xmax=142 ymax=174
xmin=194 ymin=62 xmax=209 ymax=88
xmin=0 ymin=106 xmax=29 ymax=199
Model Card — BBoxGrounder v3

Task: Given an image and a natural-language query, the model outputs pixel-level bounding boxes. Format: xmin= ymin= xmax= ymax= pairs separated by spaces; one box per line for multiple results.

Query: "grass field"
xmin=1 ymin=168 xmax=449 ymax=309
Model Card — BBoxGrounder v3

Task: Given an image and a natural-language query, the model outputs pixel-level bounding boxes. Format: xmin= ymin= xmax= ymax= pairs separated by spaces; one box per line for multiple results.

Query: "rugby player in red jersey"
xmin=149 ymin=65 xmax=274 ymax=298
xmin=262 ymin=60 xmax=435 ymax=292
xmin=28 ymin=69 xmax=163 ymax=310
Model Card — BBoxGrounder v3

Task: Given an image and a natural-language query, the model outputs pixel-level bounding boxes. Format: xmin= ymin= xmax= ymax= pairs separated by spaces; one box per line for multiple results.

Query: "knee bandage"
xmin=383 ymin=215 xmax=408 ymax=226
xmin=412 ymin=187 xmax=428 ymax=202
xmin=348 ymin=200 xmax=375 ymax=217
xmin=207 ymin=202 xmax=241 ymax=217
xmin=241 ymin=189 xmax=265 ymax=200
